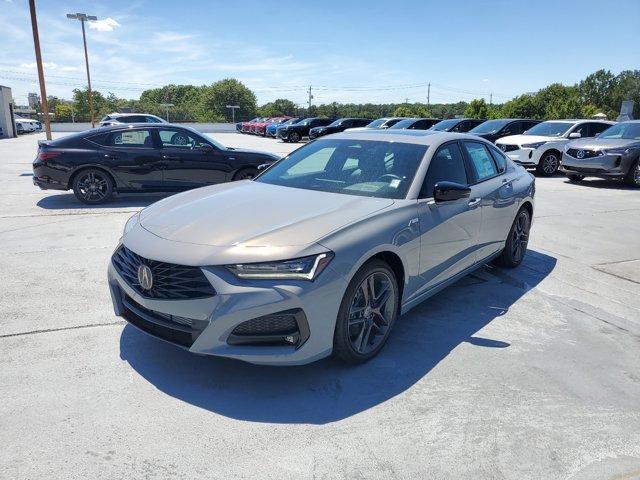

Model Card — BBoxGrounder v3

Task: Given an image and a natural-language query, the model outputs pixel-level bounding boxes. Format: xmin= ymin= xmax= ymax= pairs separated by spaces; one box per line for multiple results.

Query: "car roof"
xmin=326 ymin=129 xmax=489 ymax=146
xmin=542 ymin=119 xmax=615 ymax=124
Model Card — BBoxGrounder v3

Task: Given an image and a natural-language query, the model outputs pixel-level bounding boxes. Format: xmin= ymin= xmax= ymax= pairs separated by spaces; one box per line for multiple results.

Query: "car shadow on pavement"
xmin=36 ymin=193 xmax=170 ymax=210
xmin=119 ymin=250 xmax=556 ymax=425
xmin=562 ymin=178 xmax=636 ymax=190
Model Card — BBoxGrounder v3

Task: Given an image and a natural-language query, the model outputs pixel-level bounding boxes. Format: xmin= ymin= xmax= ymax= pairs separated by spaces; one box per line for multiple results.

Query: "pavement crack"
xmin=0 ymin=321 xmax=125 ymax=339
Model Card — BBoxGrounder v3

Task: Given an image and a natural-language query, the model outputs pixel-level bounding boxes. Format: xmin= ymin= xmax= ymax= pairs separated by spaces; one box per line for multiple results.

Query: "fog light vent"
xmin=227 ymin=308 xmax=310 ymax=348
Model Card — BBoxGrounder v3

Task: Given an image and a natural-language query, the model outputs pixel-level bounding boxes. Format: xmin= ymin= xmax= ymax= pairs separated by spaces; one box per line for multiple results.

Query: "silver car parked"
xmin=561 ymin=120 xmax=640 ymax=187
xmin=108 ymin=131 xmax=535 ymax=365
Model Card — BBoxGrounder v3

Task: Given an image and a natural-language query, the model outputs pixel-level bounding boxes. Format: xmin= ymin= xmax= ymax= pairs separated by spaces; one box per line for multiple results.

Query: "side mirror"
xmin=199 ymin=143 xmax=214 ymax=153
xmin=433 ymin=181 xmax=471 ymax=202
xmin=257 ymin=163 xmax=271 ymax=171
xmin=568 ymin=132 xmax=581 ymax=139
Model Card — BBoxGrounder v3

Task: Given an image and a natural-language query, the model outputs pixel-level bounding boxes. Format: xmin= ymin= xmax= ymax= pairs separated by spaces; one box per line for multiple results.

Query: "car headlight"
xmin=604 ymin=147 xmax=632 ymax=155
xmin=226 ymin=252 xmax=334 ymax=280
xmin=522 ymin=141 xmax=547 ymax=149
xmin=123 ymin=213 xmax=139 ymax=237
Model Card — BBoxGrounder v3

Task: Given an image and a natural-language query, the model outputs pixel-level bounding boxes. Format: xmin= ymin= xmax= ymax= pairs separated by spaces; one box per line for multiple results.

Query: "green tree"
xmin=258 ymin=98 xmax=298 ymax=117
xmin=54 ymin=103 xmax=73 ymax=122
xmin=464 ymin=98 xmax=489 ymax=119
xmin=200 ymin=79 xmax=257 ymax=122
xmin=72 ymin=88 xmax=108 ymax=122
xmin=393 ymin=103 xmax=432 ymax=118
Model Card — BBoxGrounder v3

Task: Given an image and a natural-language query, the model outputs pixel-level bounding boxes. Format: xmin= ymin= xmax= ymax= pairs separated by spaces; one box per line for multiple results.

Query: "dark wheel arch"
xmin=370 ymin=251 xmax=405 ymax=309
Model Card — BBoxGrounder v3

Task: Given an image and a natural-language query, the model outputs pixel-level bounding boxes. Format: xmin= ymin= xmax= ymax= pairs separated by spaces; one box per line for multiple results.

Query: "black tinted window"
xmin=463 ymin=141 xmax=498 ymax=181
xmin=422 ymin=143 xmax=467 ymax=197
xmin=590 ymin=122 xmax=611 ymax=136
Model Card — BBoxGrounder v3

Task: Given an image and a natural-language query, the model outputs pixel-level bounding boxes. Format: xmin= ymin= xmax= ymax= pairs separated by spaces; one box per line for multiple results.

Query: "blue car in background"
xmin=266 ymin=117 xmax=301 ymax=137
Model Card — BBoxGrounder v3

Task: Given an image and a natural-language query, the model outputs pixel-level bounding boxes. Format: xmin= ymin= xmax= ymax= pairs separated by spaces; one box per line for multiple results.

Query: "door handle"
xmin=468 ymin=197 xmax=482 ymax=207
xmin=162 ymin=155 xmax=181 ymax=160
xmin=103 ymin=154 xmax=118 ymax=160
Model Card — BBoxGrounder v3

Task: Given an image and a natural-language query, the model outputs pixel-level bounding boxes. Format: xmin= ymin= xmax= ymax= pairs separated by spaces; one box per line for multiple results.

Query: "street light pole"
xmin=159 ymin=103 xmax=174 ymax=122
xmin=28 ymin=0 xmax=51 ymax=140
xmin=67 ymin=13 xmax=97 ymax=127
xmin=226 ymin=105 xmax=240 ymax=124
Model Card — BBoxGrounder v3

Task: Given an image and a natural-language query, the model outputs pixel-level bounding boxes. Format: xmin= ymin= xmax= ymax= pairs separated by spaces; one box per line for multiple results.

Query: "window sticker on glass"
xmin=115 ymin=131 xmax=148 ymax=145
xmin=389 ymin=178 xmax=401 ymax=188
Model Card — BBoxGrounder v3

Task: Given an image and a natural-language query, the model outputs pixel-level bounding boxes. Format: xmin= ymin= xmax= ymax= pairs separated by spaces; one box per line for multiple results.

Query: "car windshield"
xmin=598 ymin=122 xmax=640 ymax=140
xmin=256 ymin=138 xmax=428 ymax=199
xmin=430 ymin=119 xmax=459 ymax=131
xmin=366 ymin=119 xmax=388 ymax=128
xmin=525 ymin=122 xmax=573 ymax=137
xmin=328 ymin=119 xmax=345 ymax=127
xmin=199 ymin=133 xmax=226 ymax=150
xmin=389 ymin=119 xmax=418 ymax=129
xmin=469 ymin=119 xmax=511 ymax=134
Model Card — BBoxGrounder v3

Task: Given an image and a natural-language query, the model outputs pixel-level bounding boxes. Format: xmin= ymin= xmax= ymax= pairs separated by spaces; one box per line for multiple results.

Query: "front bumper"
xmin=108 ymin=243 xmax=347 ymax=365
xmin=504 ymin=148 xmax=541 ymax=167
xmin=561 ymin=152 xmax=630 ymax=178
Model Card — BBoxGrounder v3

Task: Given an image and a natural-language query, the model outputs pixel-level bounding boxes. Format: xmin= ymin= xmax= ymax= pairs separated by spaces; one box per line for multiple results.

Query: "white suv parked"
xmin=99 ymin=113 xmax=167 ymax=127
xmin=495 ymin=119 xmax=614 ymax=176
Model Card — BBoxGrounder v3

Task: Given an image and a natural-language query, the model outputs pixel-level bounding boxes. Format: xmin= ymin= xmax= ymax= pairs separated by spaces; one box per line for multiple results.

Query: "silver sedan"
xmin=108 ymin=131 xmax=535 ymax=365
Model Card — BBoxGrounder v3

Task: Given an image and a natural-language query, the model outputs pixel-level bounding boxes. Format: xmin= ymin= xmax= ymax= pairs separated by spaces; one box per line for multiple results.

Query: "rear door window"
xmin=463 ymin=141 xmax=498 ymax=181
xmin=108 ymin=129 xmax=154 ymax=147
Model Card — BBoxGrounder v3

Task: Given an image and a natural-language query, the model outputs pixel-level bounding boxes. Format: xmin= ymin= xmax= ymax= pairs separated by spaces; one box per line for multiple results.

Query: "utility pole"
xmin=160 ymin=103 xmax=174 ymax=122
xmin=489 ymin=93 xmax=493 ymax=106
xmin=307 ymin=86 xmax=313 ymax=111
xmin=28 ymin=0 xmax=51 ymax=140
xmin=427 ymin=82 xmax=431 ymax=109
xmin=67 ymin=13 xmax=97 ymax=127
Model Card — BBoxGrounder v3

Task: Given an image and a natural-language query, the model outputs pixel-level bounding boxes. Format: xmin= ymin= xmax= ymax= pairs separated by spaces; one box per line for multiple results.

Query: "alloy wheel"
xmin=542 ymin=154 xmax=559 ymax=175
xmin=77 ymin=171 xmax=109 ymax=202
xmin=347 ymin=271 xmax=396 ymax=355
xmin=634 ymin=163 xmax=640 ymax=185
xmin=511 ymin=211 xmax=530 ymax=263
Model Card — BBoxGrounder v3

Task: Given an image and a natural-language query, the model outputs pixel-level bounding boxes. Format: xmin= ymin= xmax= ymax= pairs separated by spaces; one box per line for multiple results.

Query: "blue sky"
xmin=1 ymin=0 xmax=639 ymax=107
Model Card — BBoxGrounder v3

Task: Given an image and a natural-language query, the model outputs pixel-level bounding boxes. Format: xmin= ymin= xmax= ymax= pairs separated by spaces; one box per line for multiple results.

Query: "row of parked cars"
xmin=238 ymin=115 xmax=639 ymax=181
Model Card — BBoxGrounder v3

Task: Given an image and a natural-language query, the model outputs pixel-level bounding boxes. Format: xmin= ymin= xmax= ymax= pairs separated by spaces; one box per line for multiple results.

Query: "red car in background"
xmin=255 ymin=117 xmax=290 ymax=136
xmin=241 ymin=117 xmax=263 ymax=133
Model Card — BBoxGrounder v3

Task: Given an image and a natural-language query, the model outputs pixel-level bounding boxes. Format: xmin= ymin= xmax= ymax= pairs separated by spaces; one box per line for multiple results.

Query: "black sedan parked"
xmin=469 ymin=118 xmax=541 ymax=143
xmin=308 ymin=118 xmax=371 ymax=139
xmin=430 ymin=118 xmax=485 ymax=133
xmin=32 ymin=124 xmax=280 ymax=204
xmin=276 ymin=117 xmax=333 ymax=142
xmin=388 ymin=118 xmax=442 ymax=130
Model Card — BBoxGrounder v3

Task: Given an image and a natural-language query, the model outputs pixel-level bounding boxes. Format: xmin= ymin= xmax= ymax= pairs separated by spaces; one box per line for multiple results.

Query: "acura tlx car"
xmin=109 ymin=131 xmax=535 ymax=365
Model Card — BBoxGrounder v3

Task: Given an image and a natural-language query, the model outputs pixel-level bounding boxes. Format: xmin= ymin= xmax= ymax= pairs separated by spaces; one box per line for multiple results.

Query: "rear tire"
xmin=72 ymin=168 xmax=114 ymax=204
xmin=493 ymin=207 xmax=531 ymax=268
xmin=536 ymin=151 xmax=560 ymax=176
xmin=233 ymin=168 xmax=258 ymax=181
xmin=333 ymin=259 xmax=399 ymax=364
xmin=567 ymin=173 xmax=585 ymax=183
xmin=624 ymin=159 xmax=640 ymax=187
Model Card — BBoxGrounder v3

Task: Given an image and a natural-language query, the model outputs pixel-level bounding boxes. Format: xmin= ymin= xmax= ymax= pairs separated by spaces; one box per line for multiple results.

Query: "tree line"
xmin=45 ymin=69 xmax=639 ymax=123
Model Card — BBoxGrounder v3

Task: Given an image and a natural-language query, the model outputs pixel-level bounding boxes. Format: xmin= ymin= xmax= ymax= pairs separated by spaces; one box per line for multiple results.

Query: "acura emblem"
xmin=500 ymin=144 xmax=507 ymax=152
xmin=576 ymin=150 xmax=585 ymax=159
xmin=137 ymin=264 xmax=153 ymax=290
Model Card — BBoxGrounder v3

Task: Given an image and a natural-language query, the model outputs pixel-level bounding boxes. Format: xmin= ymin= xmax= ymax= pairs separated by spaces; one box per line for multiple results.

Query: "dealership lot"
xmin=1 ymin=132 xmax=640 ymax=479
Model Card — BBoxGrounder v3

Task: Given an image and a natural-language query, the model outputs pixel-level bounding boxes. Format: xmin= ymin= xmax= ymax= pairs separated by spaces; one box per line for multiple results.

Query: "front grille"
xmin=112 ymin=246 xmax=216 ymax=299
xmin=121 ymin=292 xmax=206 ymax=348
xmin=566 ymin=148 xmax=601 ymax=159
xmin=499 ymin=144 xmax=519 ymax=152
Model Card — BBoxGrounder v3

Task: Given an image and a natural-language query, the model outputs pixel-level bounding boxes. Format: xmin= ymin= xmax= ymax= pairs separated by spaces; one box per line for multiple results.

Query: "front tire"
xmin=536 ymin=151 xmax=560 ymax=176
xmin=493 ymin=207 xmax=531 ymax=268
xmin=233 ymin=168 xmax=258 ymax=181
xmin=333 ymin=260 xmax=399 ymax=364
xmin=289 ymin=131 xmax=301 ymax=143
xmin=72 ymin=168 xmax=114 ymax=204
xmin=625 ymin=159 xmax=640 ymax=187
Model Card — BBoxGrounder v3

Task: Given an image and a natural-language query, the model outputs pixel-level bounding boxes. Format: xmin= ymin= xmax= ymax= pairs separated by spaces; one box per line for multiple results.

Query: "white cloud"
xmin=20 ymin=62 xmax=78 ymax=72
xmin=88 ymin=18 xmax=120 ymax=32
xmin=482 ymin=78 xmax=489 ymax=82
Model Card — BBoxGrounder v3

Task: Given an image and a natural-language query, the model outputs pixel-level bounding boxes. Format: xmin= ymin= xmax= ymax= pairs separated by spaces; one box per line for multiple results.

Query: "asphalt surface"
xmin=1 ymin=132 xmax=639 ymax=480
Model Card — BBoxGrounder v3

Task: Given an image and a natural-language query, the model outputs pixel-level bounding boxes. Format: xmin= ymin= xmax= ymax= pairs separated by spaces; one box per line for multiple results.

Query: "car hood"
xmin=140 ymin=181 xmax=394 ymax=247
xmin=225 ymin=147 xmax=280 ymax=160
xmin=497 ymin=134 xmax=565 ymax=145
xmin=566 ymin=138 xmax=640 ymax=150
